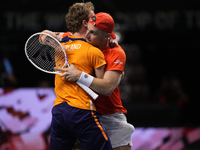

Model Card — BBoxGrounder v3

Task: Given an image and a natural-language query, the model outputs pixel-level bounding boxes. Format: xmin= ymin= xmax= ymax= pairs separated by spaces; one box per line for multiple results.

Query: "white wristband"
xmin=78 ymin=72 xmax=94 ymax=87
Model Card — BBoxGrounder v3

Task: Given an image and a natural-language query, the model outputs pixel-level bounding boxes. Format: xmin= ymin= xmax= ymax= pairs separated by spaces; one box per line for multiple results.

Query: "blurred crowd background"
xmin=0 ymin=0 xmax=199 ymax=127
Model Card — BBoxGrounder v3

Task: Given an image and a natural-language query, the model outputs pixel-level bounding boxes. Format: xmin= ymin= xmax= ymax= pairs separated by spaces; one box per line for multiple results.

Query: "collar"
xmin=60 ymin=36 xmax=87 ymax=43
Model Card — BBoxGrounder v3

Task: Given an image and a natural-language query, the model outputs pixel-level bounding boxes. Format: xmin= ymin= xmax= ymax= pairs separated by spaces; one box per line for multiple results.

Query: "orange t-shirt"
xmin=94 ymin=45 xmax=127 ymax=115
xmin=54 ymin=35 xmax=106 ymax=111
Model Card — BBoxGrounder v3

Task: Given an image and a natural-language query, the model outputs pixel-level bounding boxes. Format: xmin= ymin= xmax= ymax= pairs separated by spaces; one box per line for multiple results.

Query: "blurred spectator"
xmin=154 ymin=75 xmax=190 ymax=109
xmin=0 ymin=50 xmax=17 ymax=88
xmin=119 ymin=44 xmax=149 ymax=103
xmin=37 ymin=79 xmax=52 ymax=88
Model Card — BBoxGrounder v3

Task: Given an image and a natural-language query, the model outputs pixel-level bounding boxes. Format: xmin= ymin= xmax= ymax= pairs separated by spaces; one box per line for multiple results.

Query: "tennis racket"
xmin=25 ymin=32 xmax=98 ymax=100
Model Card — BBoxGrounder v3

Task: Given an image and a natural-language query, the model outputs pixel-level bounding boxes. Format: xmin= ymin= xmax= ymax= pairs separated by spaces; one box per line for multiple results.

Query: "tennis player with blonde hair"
xmin=44 ymin=2 xmax=113 ymax=150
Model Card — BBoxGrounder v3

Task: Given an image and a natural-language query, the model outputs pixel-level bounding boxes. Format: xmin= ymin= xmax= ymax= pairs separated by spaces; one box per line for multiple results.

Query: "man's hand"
xmin=54 ymin=64 xmax=82 ymax=81
xmin=109 ymin=38 xmax=118 ymax=48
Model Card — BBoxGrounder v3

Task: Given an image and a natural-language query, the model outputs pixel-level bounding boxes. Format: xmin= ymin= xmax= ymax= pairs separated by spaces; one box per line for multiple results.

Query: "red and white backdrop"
xmin=0 ymin=88 xmax=200 ymax=150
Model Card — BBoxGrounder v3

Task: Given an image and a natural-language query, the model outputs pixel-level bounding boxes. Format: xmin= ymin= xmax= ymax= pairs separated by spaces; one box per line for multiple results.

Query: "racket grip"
xmin=76 ymin=81 xmax=98 ymax=100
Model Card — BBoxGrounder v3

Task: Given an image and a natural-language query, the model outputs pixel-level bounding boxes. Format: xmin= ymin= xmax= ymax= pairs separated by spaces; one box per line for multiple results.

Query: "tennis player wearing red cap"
xmin=43 ymin=3 xmax=113 ymax=150
xmin=60 ymin=12 xmax=135 ymax=150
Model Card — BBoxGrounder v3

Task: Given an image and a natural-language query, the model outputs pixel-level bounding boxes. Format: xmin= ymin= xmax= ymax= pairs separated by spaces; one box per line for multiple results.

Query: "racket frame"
xmin=25 ymin=32 xmax=98 ymax=100
xmin=25 ymin=32 xmax=68 ymax=75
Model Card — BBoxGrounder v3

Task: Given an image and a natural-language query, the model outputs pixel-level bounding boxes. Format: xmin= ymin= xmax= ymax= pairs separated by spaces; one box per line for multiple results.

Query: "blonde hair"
xmin=65 ymin=2 xmax=94 ymax=33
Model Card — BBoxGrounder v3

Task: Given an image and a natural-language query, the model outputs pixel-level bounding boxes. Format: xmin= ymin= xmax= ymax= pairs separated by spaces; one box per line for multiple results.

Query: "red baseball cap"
xmin=89 ymin=12 xmax=116 ymax=39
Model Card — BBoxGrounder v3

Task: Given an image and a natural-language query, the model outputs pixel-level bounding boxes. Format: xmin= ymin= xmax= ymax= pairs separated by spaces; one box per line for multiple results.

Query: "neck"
xmin=98 ymin=40 xmax=109 ymax=50
xmin=72 ymin=26 xmax=87 ymax=39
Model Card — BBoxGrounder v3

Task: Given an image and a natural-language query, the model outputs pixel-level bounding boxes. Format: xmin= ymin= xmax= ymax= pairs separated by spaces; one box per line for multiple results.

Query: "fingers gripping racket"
xmin=25 ymin=32 xmax=98 ymax=100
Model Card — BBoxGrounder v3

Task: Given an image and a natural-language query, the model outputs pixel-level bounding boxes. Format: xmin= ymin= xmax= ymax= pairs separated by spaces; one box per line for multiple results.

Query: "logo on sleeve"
xmin=113 ymin=60 xmax=123 ymax=64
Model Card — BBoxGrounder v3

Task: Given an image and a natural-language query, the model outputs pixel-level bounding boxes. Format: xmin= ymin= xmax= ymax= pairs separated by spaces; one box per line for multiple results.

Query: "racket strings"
xmin=26 ymin=34 xmax=66 ymax=73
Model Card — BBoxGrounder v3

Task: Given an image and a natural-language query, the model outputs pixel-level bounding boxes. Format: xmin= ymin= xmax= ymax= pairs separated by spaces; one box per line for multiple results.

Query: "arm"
xmin=90 ymin=70 xmax=122 ymax=96
xmin=94 ymin=65 xmax=105 ymax=79
xmin=40 ymin=30 xmax=64 ymax=41
xmin=77 ymin=46 xmax=125 ymax=96
xmin=56 ymin=64 xmax=122 ymax=96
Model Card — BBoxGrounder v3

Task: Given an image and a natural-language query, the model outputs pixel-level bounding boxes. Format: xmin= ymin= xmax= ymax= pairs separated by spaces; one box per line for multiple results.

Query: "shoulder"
xmin=87 ymin=44 xmax=102 ymax=52
xmin=112 ymin=45 xmax=125 ymax=52
xmin=109 ymin=45 xmax=126 ymax=57
xmin=79 ymin=42 xmax=103 ymax=56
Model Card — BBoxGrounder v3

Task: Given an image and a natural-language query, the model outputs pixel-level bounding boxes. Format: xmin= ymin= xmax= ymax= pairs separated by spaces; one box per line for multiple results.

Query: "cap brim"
xmin=110 ymin=32 xmax=116 ymax=39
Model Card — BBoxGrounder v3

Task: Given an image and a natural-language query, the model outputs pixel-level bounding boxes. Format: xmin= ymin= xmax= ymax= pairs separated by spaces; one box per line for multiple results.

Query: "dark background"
xmin=0 ymin=0 xmax=199 ymax=127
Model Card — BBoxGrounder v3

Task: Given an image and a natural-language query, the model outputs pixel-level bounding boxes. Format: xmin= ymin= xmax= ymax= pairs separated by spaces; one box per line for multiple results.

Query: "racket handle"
xmin=76 ymin=81 xmax=98 ymax=100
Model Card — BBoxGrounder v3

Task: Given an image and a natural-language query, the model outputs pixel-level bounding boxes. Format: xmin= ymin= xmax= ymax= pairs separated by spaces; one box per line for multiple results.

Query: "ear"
xmin=82 ymin=20 xmax=88 ymax=27
xmin=105 ymin=33 xmax=111 ymax=40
